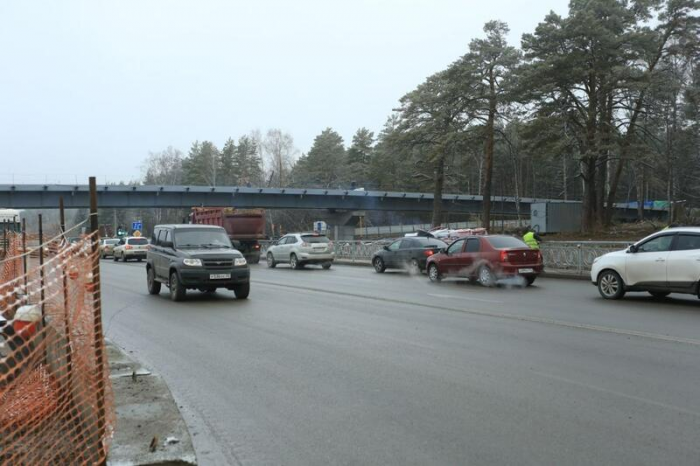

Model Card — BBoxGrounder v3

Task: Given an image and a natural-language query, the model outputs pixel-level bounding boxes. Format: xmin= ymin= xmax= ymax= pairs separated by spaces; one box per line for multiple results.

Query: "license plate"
xmin=518 ymin=268 xmax=534 ymax=274
xmin=210 ymin=274 xmax=231 ymax=280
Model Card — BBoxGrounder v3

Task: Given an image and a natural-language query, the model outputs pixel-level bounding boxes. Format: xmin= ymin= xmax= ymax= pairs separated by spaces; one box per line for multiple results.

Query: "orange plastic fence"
xmin=0 ymin=231 xmax=114 ymax=464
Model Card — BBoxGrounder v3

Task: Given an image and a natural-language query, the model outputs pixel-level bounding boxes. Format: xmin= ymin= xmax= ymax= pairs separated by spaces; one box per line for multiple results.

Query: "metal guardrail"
xmin=260 ymin=239 xmax=631 ymax=275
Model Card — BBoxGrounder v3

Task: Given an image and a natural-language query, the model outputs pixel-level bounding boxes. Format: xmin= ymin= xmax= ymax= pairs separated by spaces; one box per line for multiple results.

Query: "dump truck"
xmin=190 ymin=207 xmax=266 ymax=264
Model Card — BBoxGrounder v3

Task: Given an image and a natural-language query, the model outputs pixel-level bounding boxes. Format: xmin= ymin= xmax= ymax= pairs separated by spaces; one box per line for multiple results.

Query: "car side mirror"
xmin=383 ymin=246 xmax=390 ymax=251
xmin=627 ymin=245 xmax=637 ymax=254
xmin=440 ymin=247 xmax=447 ymax=254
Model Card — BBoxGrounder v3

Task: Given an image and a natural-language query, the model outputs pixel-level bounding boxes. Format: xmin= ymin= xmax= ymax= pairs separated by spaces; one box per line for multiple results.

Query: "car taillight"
xmin=125 ymin=245 xmax=133 ymax=250
xmin=254 ymin=244 xmax=260 ymax=249
xmin=423 ymin=249 xmax=434 ymax=257
xmin=499 ymin=250 xmax=508 ymax=262
xmin=537 ymin=250 xmax=542 ymax=261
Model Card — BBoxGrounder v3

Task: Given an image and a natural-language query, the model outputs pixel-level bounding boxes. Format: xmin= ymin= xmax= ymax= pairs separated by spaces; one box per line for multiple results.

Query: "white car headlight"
xmin=183 ymin=258 xmax=202 ymax=267
xmin=234 ymin=257 xmax=247 ymax=266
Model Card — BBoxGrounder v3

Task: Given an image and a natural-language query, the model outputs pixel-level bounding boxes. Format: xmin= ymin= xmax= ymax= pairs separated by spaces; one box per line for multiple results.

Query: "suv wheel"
xmin=290 ymin=254 xmax=302 ymax=270
xmin=147 ymin=267 xmax=161 ymax=295
xmin=169 ymin=271 xmax=186 ymax=302
xmin=322 ymin=262 xmax=332 ymax=270
xmin=233 ymin=282 xmax=250 ymax=299
xmin=267 ymin=252 xmax=276 ymax=268
xmin=598 ymin=270 xmax=625 ymax=300
xmin=428 ymin=264 xmax=441 ymax=282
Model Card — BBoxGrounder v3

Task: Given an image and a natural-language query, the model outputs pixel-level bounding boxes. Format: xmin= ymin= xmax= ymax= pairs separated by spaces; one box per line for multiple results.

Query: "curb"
xmin=107 ymin=341 xmax=197 ymax=466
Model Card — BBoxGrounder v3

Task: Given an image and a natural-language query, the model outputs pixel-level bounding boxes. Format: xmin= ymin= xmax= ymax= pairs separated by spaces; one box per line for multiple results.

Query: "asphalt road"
xmin=101 ymin=260 xmax=700 ymax=466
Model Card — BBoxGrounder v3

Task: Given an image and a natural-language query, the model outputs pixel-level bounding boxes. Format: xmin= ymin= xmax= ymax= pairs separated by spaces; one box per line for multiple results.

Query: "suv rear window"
xmin=301 ymin=235 xmax=330 ymax=244
xmin=486 ymin=236 xmax=528 ymax=249
xmin=128 ymin=238 xmax=149 ymax=245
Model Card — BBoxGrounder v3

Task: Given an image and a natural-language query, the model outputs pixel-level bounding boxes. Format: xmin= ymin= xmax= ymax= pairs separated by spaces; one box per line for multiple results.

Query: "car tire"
xmin=322 ymin=262 xmax=332 ymax=270
xmin=267 ymin=252 xmax=277 ymax=268
xmin=233 ymin=282 xmax=250 ymax=299
xmin=408 ymin=258 xmax=421 ymax=275
xmin=478 ymin=266 xmax=495 ymax=287
xmin=147 ymin=267 xmax=161 ymax=295
xmin=649 ymin=291 xmax=670 ymax=299
xmin=113 ymin=254 xmax=118 ymax=262
xmin=525 ymin=276 xmax=536 ymax=287
xmin=597 ymin=270 xmax=626 ymax=300
xmin=373 ymin=257 xmax=386 ymax=273
xmin=290 ymin=254 xmax=302 ymax=270
xmin=428 ymin=264 xmax=441 ymax=282
xmin=169 ymin=271 xmax=186 ymax=302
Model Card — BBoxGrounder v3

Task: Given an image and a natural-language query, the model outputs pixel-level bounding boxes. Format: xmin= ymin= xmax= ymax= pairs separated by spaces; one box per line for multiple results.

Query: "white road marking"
xmin=428 ymin=293 xmax=503 ymax=303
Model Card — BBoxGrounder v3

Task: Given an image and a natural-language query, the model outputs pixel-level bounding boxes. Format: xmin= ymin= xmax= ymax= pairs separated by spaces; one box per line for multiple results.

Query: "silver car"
xmin=100 ymin=238 xmax=121 ymax=258
xmin=266 ymin=233 xmax=334 ymax=269
xmin=113 ymin=236 xmax=149 ymax=262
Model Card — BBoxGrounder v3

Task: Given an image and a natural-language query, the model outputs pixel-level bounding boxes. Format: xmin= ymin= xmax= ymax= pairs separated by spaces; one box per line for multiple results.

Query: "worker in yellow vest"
xmin=523 ymin=227 xmax=542 ymax=250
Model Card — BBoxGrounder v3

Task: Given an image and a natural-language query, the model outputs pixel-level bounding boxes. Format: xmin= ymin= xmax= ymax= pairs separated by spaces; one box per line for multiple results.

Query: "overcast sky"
xmin=0 ymin=0 xmax=569 ymax=185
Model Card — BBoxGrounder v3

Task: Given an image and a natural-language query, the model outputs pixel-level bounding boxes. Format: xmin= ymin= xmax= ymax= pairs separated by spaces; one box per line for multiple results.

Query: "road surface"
xmin=101 ymin=261 xmax=700 ymax=466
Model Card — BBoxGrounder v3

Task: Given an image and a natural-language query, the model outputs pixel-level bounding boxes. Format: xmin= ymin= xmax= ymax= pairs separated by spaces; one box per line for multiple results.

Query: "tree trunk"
xmin=636 ymin=164 xmax=645 ymax=221
xmin=482 ymin=70 xmax=497 ymax=230
xmin=581 ymin=157 xmax=597 ymax=232
xmin=432 ymin=156 xmax=445 ymax=227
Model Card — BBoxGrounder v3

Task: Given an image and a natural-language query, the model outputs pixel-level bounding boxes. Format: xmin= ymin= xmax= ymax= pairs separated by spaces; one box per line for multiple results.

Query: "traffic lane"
xmin=251 ymin=263 xmax=700 ymax=343
xmin=100 ymin=261 xmax=700 ymax=466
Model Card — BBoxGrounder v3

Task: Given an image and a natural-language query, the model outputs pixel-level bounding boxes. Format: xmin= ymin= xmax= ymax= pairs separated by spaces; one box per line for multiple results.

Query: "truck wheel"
xmin=147 ymin=267 xmax=161 ymax=295
xmin=234 ymin=282 xmax=250 ymax=299
xmin=267 ymin=253 xmax=276 ymax=268
xmin=169 ymin=272 xmax=186 ymax=302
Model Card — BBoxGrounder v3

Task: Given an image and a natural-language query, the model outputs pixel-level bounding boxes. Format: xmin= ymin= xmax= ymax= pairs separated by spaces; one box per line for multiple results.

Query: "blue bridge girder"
xmin=0 ymin=184 xmax=663 ymax=218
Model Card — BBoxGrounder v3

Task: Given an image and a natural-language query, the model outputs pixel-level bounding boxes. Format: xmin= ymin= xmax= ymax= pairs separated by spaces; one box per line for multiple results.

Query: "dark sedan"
xmin=372 ymin=237 xmax=447 ymax=274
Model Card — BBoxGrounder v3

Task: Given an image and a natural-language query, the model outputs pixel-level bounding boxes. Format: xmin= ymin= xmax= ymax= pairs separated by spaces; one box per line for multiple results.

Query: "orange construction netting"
xmin=0 ymin=229 xmax=114 ymax=465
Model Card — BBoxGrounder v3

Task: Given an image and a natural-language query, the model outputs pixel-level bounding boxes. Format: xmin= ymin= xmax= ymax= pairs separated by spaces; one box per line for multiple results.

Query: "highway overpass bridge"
xmin=0 ymin=184 xmax=663 ymax=219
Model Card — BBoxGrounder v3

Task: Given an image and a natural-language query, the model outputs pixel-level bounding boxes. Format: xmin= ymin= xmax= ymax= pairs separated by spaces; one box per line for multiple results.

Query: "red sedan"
xmin=426 ymin=235 xmax=543 ymax=286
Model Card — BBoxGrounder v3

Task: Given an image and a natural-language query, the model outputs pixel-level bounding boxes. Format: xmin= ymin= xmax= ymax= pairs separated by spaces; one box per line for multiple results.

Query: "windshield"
xmin=174 ymin=229 xmax=232 ymax=248
xmin=106 ymin=239 xmax=120 ymax=245
xmin=486 ymin=236 xmax=528 ymax=249
xmin=301 ymin=235 xmax=330 ymax=244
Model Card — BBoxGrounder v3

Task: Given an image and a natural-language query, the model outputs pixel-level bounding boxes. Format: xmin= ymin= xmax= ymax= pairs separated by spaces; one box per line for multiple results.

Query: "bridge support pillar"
xmin=317 ymin=210 xmax=365 ymax=240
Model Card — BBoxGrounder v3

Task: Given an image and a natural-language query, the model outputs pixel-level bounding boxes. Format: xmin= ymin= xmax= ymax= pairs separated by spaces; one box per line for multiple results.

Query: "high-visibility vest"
xmin=523 ymin=232 xmax=539 ymax=249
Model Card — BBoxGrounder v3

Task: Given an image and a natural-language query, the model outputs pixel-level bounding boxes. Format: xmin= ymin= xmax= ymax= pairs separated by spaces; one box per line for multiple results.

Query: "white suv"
xmin=591 ymin=227 xmax=700 ymax=300
xmin=266 ymin=233 xmax=335 ymax=269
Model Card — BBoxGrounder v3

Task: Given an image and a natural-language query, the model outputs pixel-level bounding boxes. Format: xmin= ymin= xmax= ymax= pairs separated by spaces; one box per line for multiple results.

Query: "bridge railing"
xmin=259 ymin=239 xmax=632 ymax=275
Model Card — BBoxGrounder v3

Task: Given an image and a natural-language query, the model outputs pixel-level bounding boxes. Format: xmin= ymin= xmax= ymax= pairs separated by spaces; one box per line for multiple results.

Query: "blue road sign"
xmin=132 ymin=221 xmax=142 ymax=232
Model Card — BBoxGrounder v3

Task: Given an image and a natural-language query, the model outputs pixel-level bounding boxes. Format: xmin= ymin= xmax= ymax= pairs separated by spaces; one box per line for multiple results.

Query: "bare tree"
xmin=262 ymin=129 xmax=297 ymax=187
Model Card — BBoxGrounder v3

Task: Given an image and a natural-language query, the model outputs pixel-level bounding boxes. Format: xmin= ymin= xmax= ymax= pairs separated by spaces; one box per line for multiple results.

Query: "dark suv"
xmin=146 ymin=224 xmax=251 ymax=301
